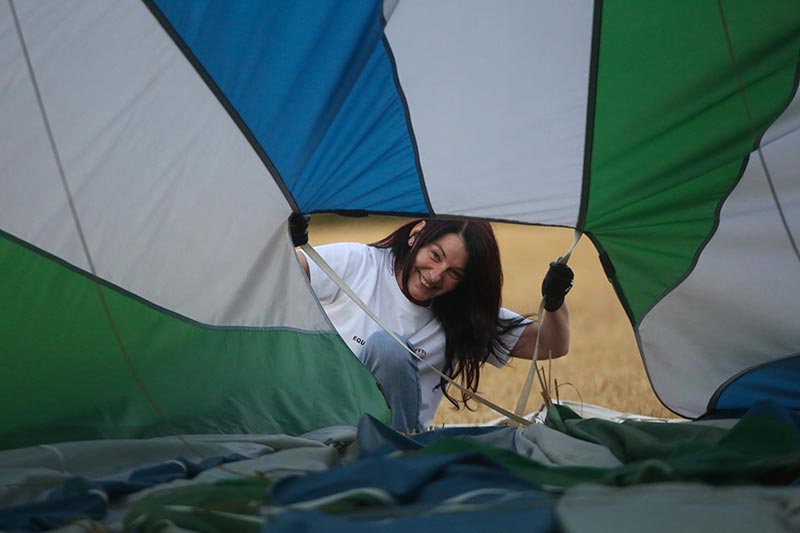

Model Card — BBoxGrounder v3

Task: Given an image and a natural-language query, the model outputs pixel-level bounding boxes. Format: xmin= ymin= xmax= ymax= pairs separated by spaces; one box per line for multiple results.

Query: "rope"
xmin=717 ymin=0 xmax=800 ymax=263
xmin=300 ymin=243 xmax=533 ymax=427
xmin=513 ymin=229 xmax=582 ymax=421
xmin=9 ymin=0 xmax=238 ymax=473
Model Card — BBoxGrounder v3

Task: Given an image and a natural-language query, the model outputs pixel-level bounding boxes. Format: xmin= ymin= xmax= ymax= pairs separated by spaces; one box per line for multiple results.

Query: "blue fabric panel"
xmin=356 ymin=413 xmax=517 ymax=458
xmin=269 ymin=451 xmax=555 ymax=532
xmin=271 ymin=452 xmax=522 ymax=505
xmin=263 ymin=422 xmax=557 ymax=532
xmin=712 ymin=354 xmax=800 ymax=412
xmin=152 ymin=0 xmax=428 ymax=214
xmin=0 ymin=493 xmax=106 ymax=533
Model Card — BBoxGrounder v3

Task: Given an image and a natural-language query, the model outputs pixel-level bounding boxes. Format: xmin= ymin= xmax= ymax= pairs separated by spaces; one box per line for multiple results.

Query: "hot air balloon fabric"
xmin=1 ymin=1 xmax=799 ymax=530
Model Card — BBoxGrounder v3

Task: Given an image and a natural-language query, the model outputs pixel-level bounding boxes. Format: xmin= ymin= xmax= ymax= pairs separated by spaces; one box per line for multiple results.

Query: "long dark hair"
xmin=371 ymin=219 xmax=524 ymax=410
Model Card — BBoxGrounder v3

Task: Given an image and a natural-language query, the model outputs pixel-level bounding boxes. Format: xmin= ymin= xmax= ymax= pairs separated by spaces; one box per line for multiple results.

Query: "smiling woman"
xmin=296 ymin=218 xmax=572 ymax=432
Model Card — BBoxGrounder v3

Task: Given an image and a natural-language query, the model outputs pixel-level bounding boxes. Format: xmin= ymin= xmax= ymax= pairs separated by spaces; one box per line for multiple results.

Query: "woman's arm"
xmin=296 ymin=250 xmax=310 ymax=279
xmin=509 ymin=303 xmax=570 ymax=360
xmin=510 ymin=261 xmax=573 ymax=359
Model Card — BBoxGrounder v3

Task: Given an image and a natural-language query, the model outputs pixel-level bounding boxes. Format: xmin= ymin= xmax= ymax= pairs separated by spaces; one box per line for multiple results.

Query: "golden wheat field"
xmin=309 ymin=215 xmax=679 ymax=424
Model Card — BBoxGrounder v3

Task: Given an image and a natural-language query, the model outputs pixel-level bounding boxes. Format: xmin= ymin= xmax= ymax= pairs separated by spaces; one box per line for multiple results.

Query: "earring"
xmin=408 ymin=238 xmax=414 ymax=247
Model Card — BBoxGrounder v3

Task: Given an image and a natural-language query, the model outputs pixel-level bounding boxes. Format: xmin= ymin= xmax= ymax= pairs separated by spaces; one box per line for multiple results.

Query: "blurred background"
xmin=309 ymin=214 xmax=678 ymax=424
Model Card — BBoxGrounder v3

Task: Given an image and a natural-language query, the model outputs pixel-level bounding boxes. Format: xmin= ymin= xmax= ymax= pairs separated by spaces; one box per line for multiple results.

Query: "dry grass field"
xmin=309 ymin=215 xmax=679 ymax=424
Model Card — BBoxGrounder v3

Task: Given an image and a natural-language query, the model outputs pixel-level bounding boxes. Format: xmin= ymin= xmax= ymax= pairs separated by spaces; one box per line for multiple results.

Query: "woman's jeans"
xmin=359 ymin=331 xmax=422 ymax=433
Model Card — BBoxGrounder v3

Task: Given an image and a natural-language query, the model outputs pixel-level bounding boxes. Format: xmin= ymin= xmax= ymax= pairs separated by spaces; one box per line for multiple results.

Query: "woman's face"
xmin=400 ymin=231 xmax=468 ymax=303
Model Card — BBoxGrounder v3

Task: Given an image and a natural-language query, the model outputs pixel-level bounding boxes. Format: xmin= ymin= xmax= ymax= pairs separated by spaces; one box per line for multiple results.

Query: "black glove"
xmin=541 ymin=261 xmax=573 ymax=312
xmin=289 ymin=213 xmax=311 ymax=247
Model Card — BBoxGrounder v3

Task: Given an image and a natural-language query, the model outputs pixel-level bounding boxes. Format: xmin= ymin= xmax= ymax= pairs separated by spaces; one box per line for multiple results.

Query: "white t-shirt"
xmin=303 ymin=242 xmax=527 ymax=428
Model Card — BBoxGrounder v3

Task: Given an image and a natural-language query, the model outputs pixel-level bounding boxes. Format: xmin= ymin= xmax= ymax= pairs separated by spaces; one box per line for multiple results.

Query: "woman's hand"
xmin=510 ymin=262 xmax=573 ymax=360
xmin=541 ymin=262 xmax=574 ymax=312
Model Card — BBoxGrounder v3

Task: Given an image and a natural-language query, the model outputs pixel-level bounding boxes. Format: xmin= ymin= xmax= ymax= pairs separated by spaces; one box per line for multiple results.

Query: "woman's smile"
xmin=418 ymin=270 xmax=434 ymax=289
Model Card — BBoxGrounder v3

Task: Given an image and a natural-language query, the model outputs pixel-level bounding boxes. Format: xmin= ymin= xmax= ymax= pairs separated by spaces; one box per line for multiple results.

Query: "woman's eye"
xmin=431 ymin=250 xmax=440 ymax=261
xmin=449 ymin=270 xmax=463 ymax=281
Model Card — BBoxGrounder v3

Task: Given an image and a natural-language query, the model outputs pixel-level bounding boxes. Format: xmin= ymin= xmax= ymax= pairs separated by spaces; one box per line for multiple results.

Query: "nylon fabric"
xmin=0 ymin=454 xmax=249 ymax=533
xmin=153 ymin=0 xmax=427 ymax=215
xmin=384 ymin=0 xmax=591 ymax=224
xmin=4 ymin=406 xmax=799 ymax=531
xmin=0 ymin=0 xmax=326 ymax=329
xmin=586 ymin=0 xmax=800 ymax=324
xmin=639 ymin=84 xmax=800 ymax=417
xmin=420 ymin=401 xmax=800 ymax=488
xmin=3 ymin=7 xmax=800 ymax=528
xmin=712 ymin=354 xmax=800 ymax=412
xmin=557 ymin=483 xmax=800 ymax=533
xmin=0 ymin=234 xmax=390 ymax=451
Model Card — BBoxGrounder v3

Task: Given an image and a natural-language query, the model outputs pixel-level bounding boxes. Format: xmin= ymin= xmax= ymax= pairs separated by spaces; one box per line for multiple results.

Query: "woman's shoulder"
xmin=315 ymin=242 xmax=391 ymax=275
xmin=315 ymin=241 xmax=368 ymax=256
xmin=316 ymin=242 xmax=385 ymax=260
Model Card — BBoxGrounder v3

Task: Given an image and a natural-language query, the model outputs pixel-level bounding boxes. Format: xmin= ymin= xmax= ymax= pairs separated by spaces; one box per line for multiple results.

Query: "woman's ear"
xmin=408 ymin=220 xmax=425 ymax=248
xmin=408 ymin=220 xmax=426 ymax=247
xmin=410 ymin=221 xmax=426 ymax=238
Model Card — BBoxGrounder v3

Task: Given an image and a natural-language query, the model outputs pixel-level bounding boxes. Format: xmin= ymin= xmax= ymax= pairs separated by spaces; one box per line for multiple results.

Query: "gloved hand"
xmin=289 ymin=213 xmax=311 ymax=247
xmin=541 ymin=261 xmax=573 ymax=312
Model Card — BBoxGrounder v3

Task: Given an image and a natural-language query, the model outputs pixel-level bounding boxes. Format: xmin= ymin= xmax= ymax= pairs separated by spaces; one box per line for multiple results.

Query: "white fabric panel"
xmin=0 ymin=430 xmax=355 ymax=515
xmin=0 ymin=0 xmax=330 ymax=331
xmin=515 ymin=424 xmax=622 ymax=469
xmin=382 ymin=0 xmax=400 ymax=21
xmin=384 ymin=0 xmax=592 ymax=225
xmin=640 ymin=89 xmax=800 ymax=417
xmin=0 ymin=0 xmax=87 ymax=269
xmin=558 ymin=484 xmax=800 ymax=533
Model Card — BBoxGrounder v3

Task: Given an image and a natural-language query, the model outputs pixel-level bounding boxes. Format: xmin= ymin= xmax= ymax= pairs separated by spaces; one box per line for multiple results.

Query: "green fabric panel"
xmin=125 ymin=479 xmax=269 ymax=533
xmin=0 ymin=234 xmax=390 ymax=451
xmin=544 ymin=403 xmax=729 ymax=462
xmin=420 ymin=403 xmax=800 ymax=488
xmin=418 ymin=438 xmax=607 ymax=489
xmin=585 ymin=1 xmax=800 ymax=323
